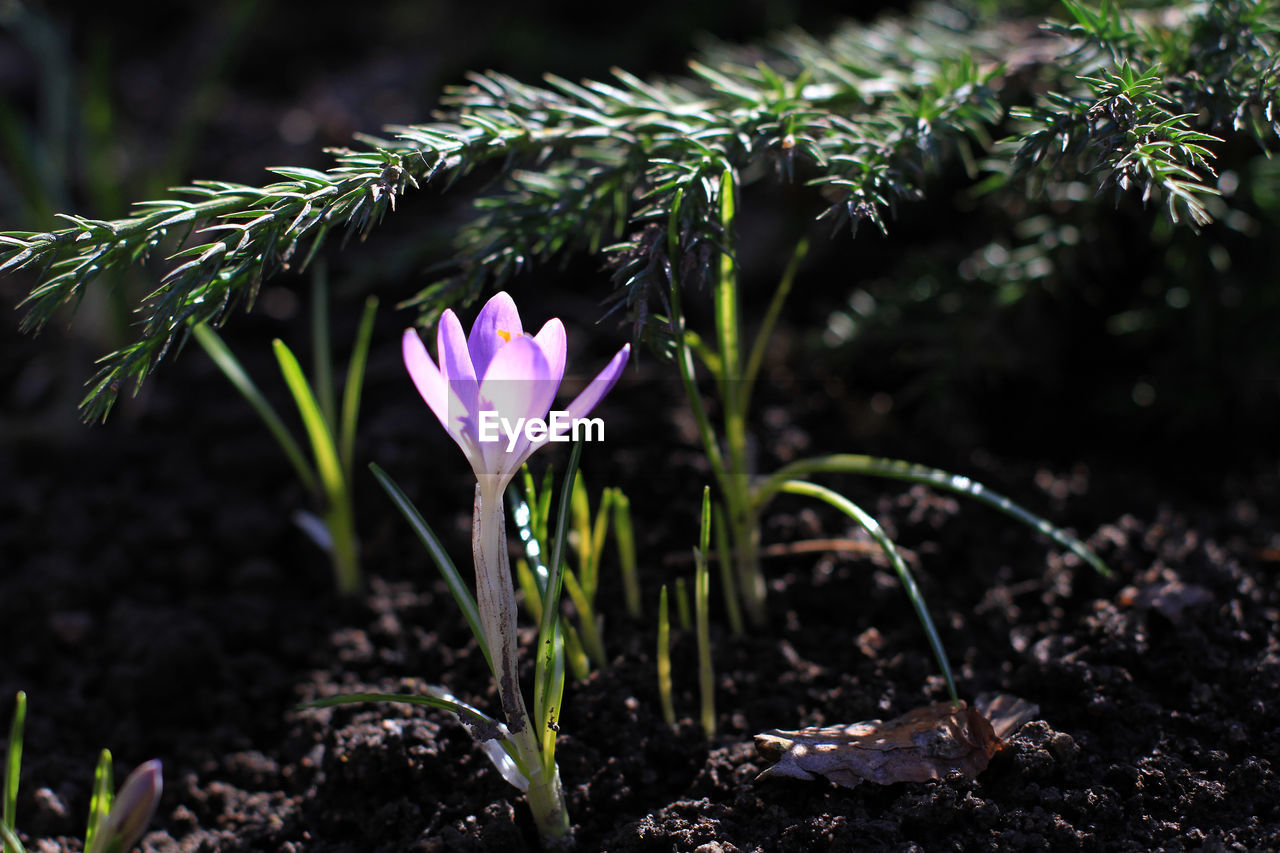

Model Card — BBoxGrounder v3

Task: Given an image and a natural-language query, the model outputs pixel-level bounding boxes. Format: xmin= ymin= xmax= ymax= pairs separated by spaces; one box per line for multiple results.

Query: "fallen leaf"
xmin=1118 ymin=580 xmax=1214 ymax=624
xmin=974 ymin=692 xmax=1039 ymax=740
xmin=755 ymin=699 xmax=1014 ymax=789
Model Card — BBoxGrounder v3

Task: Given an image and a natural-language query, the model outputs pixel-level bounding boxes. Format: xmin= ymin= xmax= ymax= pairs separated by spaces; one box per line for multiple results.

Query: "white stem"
xmin=472 ymin=480 xmax=531 ymax=735
xmin=471 ymin=479 xmax=571 ymax=843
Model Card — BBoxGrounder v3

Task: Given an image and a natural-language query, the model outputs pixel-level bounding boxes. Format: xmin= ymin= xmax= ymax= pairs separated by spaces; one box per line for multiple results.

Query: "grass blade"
xmin=611 ymin=489 xmax=642 ymax=619
xmin=561 ymin=566 xmax=606 ymax=668
xmin=84 ymin=749 xmax=112 ymax=853
xmin=301 ymin=690 xmax=502 ymax=733
xmin=570 ymin=472 xmax=591 ymax=587
xmin=190 ymin=323 xmax=317 ymax=494
xmin=742 ymin=237 xmax=807 ymax=415
xmin=515 ymin=557 xmax=543 ymax=623
xmin=694 ymin=486 xmax=715 ymax=739
xmin=0 ymin=826 xmax=24 ymax=853
xmin=276 ymin=336 xmax=362 ymax=592
xmin=3 ymin=692 xmax=24 ymax=853
xmin=778 ymin=479 xmax=959 ymax=705
xmin=756 ymin=454 xmax=1111 ymax=577
xmin=273 ymin=339 xmax=342 ymax=498
xmin=657 ymin=586 xmax=675 ymax=728
xmin=674 ymin=577 xmax=692 ymax=631
xmin=300 ymin=689 xmax=527 ymax=790
xmin=369 ymin=463 xmax=493 ymax=678
xmin=712 ymin=503 xmax=743 ymax=637
xmin=538 ymin=623 xmax=568 ymax=767
xmin=533 ymin=439 xmax=584 ymax=771
xmin=339 ymin=295 xmax=378 ymax=479
xmin=586 ymin=487 xmax=615 ymax=600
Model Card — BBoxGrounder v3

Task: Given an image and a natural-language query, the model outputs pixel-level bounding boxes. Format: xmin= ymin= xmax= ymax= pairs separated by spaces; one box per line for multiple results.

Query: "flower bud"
xmin=88 ymin=759 xmax=162 ymax=853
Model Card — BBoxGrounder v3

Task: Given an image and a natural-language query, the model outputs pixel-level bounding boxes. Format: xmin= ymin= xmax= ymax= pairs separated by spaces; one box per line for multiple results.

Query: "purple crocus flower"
xmin=402 ymin=291 xmax=629 ymax=493
xmin=400 ymin=292 xmax=628 ymax=840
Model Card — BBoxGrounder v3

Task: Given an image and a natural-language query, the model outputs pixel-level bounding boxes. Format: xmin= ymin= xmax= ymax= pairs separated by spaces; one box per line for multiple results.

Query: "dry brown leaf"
xmin=974 ymin=692 xmax=1040 ymax=741
xmin=1117 ymin=580 xmax=1214 ymax=624
xmin=754 ymin=698 xmax=1027 ymax=789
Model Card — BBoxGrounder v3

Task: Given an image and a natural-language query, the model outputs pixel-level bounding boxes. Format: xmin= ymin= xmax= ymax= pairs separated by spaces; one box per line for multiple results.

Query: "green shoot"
xmin=192 ymin=277 xmax=378 ymax=594
xmin=712 ymin=504 xmax=743 ymax=637
xmin=511 ymin=484 xmax=592 ymax=680
xmin=534 ymin=467 xmax=554 ymax=549
xmin=741 ymin=237 xmax=808 ymax=416
xmin=514 ymin=466 xmax=626 ymax=675
xmin=531 ymin=440 xmax=584 ymax=778
xmin=611 ymin=489 xmax=642 ymax=619
xmin=674 ymin=577 xmax=692 ymax=631
xmin=561 ymin=624 xmax=591 ymax=683
xmin=83 ymin=750 xmax=112 ymax=853
xmin=339 ymin=297 xmax=377 ymax=483
xmin=570 ymin=473 xmax=592 ymax=582
xmin=512 ymin=473 xmax=592 ymax=681
xmin=514 ymin=557 xmax=543 ymax=624
xmin=561 ymin=567 xmax=607 ymax=668
xmin=3 ymin=692 xmax=24 ymax=853
xmin=585 ymin=485 xmax=614 ymax=602
xmin=694 ymin=486 xmax=716 ymax=739
xmin=273 ymin=338 xmax=356 ymax=589
xmin=656 ymin=585 xmax=676 ymax=729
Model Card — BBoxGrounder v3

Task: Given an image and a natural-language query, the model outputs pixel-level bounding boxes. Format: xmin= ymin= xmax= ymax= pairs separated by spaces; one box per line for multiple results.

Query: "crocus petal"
xmin=467 ymin=291 xmax=524 ymax=379
xmin=476 ymin=335 xmax=559 ymax=482
xmin=560 ymin=344 xmax=631 ymax=428
xmin=404 ymin=328 xmax=483 ymax=473
xmin=514 ymin=342 xmax=630 ymax=471
xmin=402 ymin=329 xmax=448 ymax=427
xmin=438 ymin=308 xmax=482 ymax=442
xmin=530 ymin=318 xmax=567 ymax=387
xmin=437 ymin=309 xmax=478 ymax=387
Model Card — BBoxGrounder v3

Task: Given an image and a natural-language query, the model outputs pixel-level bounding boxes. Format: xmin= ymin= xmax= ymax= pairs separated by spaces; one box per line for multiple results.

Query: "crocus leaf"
xmin=370 ymin=463 xmax=495 ymax=680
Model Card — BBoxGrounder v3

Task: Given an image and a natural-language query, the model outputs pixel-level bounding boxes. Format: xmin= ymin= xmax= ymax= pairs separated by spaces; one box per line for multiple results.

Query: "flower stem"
xmin=472 ymin=481 xmax=571 ymax=844
xmin=524 ymin=761 xmax=571 ymax=845
xmin=473 ymin=481 xmax=534 ymax=734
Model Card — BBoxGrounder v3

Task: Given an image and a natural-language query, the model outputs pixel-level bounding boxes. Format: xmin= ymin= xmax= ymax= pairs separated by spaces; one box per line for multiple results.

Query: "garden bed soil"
xmin=2 ymin=301 xmax=1278 ymax=853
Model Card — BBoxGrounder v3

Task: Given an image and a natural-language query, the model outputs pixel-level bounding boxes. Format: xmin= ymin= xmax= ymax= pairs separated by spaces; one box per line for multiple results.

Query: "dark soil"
xmin=3 ymin=5 xmax=1280 ymax=850
xmin=2 ymin=292 xmax=1279 ymax=852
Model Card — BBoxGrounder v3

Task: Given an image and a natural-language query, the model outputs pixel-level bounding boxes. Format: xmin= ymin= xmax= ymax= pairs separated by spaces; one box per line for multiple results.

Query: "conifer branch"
xmin=2 ymin=1 xmax=1274 ymax=419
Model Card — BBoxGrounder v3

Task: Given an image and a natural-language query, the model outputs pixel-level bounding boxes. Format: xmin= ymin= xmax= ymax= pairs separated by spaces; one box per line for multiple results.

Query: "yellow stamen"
xmin=497 ymin=329 xmax=512 ymax=342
